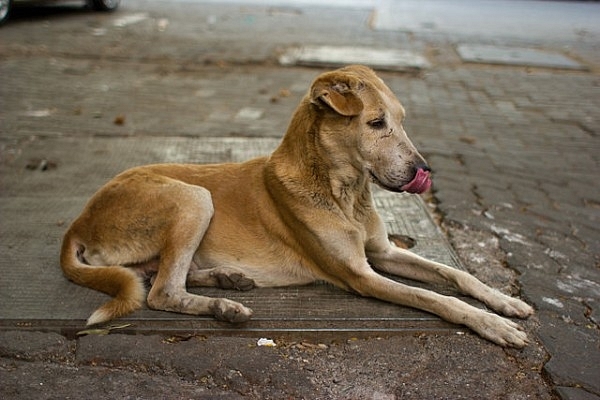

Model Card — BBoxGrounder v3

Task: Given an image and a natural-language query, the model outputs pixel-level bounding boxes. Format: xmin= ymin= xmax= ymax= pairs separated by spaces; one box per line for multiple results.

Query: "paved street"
xmin=1 ymin=0 xmax=599 ymax=399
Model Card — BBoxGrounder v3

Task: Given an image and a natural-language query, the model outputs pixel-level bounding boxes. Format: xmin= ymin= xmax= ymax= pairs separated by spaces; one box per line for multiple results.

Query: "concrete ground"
xmin=1 ymin=0 xmax=599 ymax=399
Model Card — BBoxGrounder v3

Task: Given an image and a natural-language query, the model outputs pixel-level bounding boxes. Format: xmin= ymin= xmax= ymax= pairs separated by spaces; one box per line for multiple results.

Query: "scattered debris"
xmin=91 ymin=28 xmax=107 ymax=36
xmin=113 ymin=114 xmax=126 ymax=125
xmin=157 ymin=18 xmax=169 ymax=32
xmin=270 ymin=88 xmax=292 ymax=103
xmin=235 ymin=107 xmax=263 ymax=121
xmin=22 ymin=109 xmax=53 ymax=117
xmin=293 ymin=341 xmax=328 ymax=350
xmin=542 ymin=297 xmax=565 ymax=309
xmin=162 ymin=334 xmax=198 ymax=344
xmin=25 ymin=158 xmax=57 ymax=171
xmin=76 ymin=323 xmax=133 ymax=336
xmin=257 ymin=338 xmax=276 ymax=347
xmin=490 ymin=224 xmax=530 ymax=245
xmin=113 ymin=13 xmax=149 ymax=28
xmin=459 ymin=136 xmax=477 ymax=145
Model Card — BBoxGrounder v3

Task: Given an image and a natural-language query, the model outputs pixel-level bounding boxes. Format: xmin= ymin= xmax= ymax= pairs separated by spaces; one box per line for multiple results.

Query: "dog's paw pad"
xmin=215 ymin=272 xmax=255 ymax=291
xmin=211 ymin=298 xmax=253 ymax=323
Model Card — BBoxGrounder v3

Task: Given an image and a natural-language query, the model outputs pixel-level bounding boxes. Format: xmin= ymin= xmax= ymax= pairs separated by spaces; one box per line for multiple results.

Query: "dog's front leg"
xmin=317 ymin=237 xmax=529 ymax=346
xmin=367 ymin=245 xmax=534 ymax=320
xmin=348 ymin=267 xmax=530 ymax=348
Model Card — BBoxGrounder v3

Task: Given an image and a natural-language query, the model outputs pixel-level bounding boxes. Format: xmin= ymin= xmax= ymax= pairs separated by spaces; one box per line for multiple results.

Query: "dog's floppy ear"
xmin=310 ymin=74 xmax=364 ymax=117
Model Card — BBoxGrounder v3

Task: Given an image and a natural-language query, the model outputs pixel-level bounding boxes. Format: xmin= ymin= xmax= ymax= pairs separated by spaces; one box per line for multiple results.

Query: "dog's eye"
xmin=368 ymin=118 xmax=386 ymax=130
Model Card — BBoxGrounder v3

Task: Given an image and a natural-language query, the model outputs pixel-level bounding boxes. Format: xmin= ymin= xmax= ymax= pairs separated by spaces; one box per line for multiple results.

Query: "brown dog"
xmin=61 ymin=65 xmax=533 ymax=347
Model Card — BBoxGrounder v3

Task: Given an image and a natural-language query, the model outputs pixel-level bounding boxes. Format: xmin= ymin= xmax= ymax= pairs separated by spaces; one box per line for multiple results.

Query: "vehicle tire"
xmin=87 ymin=0 xmax=121 ymax=12
xmin=0 ymin=0 xmax=11 ymax=26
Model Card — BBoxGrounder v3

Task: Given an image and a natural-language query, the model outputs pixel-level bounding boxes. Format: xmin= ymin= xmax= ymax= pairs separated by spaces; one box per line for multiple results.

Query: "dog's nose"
xmin=415 ymin=162 xmax=431 ymax=173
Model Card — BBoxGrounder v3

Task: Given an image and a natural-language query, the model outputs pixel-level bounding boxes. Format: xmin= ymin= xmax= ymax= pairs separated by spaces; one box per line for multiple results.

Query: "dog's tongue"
xmin=401 ymin=169 xmax=431 ymax=194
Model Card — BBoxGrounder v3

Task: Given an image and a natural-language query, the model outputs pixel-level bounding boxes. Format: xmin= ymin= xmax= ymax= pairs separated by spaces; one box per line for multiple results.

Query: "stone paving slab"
xmin=456 ymin=44 xmax=587 ymax=70
xmin=0 ymin=136 xmax=467 ymax=338
xmin=279 ymin=45 xmax=430 ymax=71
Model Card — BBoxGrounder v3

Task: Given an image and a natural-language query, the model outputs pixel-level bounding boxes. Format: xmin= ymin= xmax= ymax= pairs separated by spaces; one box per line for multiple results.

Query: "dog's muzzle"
xmin=369 ymin=167 xmax=432 ymax=194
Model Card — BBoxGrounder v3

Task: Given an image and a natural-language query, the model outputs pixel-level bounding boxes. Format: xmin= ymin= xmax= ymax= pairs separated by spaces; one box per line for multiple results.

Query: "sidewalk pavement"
xmin=0 ymin=1 xmax=598 ymax=399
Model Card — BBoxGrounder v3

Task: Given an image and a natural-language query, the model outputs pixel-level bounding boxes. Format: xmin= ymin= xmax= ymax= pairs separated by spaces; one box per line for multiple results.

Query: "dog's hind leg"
xmin=145 ymin=184 xmax=253 ymax=323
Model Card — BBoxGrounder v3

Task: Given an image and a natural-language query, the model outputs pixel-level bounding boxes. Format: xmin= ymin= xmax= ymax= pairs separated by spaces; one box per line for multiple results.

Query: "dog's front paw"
xmin=483 ymin=289 xmax=534 ymax=319
xmin=492 ymin=293 xmax=534 ymax=319
xmin=471 ymin=312 xmax=530 ymax=348
xmin=211 ymin=298 xmax=253 ymax=323
xmin=503 ymin=297 xmax=534 ymax=319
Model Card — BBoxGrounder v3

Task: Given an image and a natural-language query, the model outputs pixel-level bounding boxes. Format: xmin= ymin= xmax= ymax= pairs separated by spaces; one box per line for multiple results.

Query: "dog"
xmin=61 ymin=65 xmax=533 ymax=347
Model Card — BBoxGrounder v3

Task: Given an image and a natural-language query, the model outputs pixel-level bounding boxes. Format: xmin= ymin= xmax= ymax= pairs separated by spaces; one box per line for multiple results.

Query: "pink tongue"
xmin=401 ymin=169 xmax=431 ymax=194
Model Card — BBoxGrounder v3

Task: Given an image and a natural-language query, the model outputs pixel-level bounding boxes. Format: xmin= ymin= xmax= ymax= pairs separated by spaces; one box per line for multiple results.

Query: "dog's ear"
xmin=310 ymin=75 xmax=364 ymax=117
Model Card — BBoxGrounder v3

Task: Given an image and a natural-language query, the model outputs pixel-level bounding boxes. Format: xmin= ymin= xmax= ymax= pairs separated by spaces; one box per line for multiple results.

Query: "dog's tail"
xmin=60 ymin=234 xmax=146 ymax=326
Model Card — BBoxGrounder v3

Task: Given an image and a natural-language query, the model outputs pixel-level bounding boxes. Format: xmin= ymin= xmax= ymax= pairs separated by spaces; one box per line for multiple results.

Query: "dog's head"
xmin=309 ymin=65 xmax=431 ymax=194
